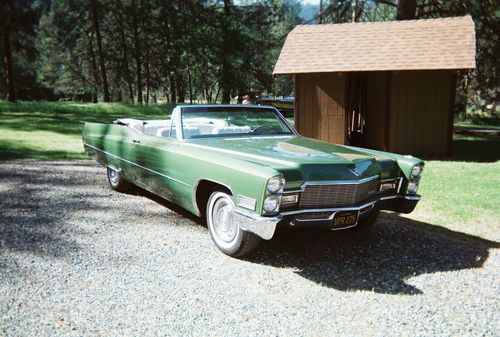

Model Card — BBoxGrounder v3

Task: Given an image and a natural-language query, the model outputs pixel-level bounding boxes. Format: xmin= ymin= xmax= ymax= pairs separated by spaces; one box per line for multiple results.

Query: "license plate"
xmin=332 ymin=211 xmax=359 ymax=229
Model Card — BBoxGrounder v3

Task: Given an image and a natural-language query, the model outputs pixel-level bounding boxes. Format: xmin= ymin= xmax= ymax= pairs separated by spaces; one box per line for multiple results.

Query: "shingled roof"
xmin=273 ymin=16 xmax=476 ymax=75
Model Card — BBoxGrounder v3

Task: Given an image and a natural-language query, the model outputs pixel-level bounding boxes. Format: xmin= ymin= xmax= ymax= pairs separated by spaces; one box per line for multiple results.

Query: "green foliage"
xmin=27 ymin=0 xmax=304 ymax=103
xmin=1 ymin=0 xmax=498 ymax=109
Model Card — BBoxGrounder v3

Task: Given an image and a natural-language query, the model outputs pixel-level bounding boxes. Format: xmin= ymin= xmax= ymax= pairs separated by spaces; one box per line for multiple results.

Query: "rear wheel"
xmin=107 ymin=167 xmax=133 ymax=192
xmin=206 ymin=191 xmax=261 ymax=257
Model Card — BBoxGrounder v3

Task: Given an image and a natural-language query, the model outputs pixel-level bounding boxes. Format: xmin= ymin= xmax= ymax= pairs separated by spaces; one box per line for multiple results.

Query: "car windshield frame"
xmin=179 ymin=105 xmax=297 ymax=140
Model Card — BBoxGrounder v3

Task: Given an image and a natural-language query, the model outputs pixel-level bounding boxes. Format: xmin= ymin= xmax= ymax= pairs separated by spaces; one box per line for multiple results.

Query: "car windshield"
xmin=180 ymin=106 xmax=294 ymax=139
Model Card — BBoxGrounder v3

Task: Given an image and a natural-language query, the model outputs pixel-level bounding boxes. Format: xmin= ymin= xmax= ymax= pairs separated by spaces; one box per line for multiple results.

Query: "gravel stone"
xmin=1 ymin=160 xmax=499 ymax=336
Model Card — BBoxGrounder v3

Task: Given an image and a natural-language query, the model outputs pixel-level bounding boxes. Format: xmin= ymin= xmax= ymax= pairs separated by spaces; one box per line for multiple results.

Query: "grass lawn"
xmin=0 ymin=100 xmax=498 ymax=241
xmin=405 ymin=160 xmax=499 ymax=242
xmin=0 ymin=101 xmax=174 ymax=160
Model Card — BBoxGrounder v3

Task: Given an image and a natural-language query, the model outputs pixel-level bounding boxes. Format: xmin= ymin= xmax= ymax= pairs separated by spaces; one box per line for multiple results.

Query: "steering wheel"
xmin=249 ymin=125 xmax=275 ymax=134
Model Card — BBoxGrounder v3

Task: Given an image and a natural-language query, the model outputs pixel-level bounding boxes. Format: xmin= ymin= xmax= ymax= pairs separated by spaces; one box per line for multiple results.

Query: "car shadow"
xmin=131 ymin=186 xmax=500 ymax=295
xmin=124 ymin=186 xmax=204 ymax=225
xmin=243 ymin=213 xmax=499 ymax=295
xmin=128 ymin=187 xmax=500 ymax=295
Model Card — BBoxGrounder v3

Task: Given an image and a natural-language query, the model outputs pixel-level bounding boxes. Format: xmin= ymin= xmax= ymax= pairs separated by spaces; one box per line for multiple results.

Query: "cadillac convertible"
xmin=83 ymin=105 xmax=424 ymax=257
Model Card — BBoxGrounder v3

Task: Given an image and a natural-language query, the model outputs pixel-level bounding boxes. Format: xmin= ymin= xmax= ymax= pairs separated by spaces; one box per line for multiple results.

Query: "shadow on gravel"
xmin=130 ymin=183 xmax=500 ymax=296
xmin=0 ymin=162 xmax=100 ymax=259
xmin=245 ymin=213 xmax=499 ymax=295
xmin=123 ymin=187 xmax=203 ymax=225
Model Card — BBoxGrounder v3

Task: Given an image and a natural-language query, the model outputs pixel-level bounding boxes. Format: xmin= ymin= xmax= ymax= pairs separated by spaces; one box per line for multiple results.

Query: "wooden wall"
xmin=365 ymin=72 xmax=390 ymax=151
xmin=294 ymin=73 xmax=346 ymax=144
xmin=388 ymin=70 xmax=454 ymax=155
xmin=294 ymin=70 xmax=455 ymax=156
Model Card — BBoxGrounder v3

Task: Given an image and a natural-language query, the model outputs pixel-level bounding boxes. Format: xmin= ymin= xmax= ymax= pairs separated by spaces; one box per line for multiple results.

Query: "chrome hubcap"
xmin=212 ymin=197 xmax=237 ymax=243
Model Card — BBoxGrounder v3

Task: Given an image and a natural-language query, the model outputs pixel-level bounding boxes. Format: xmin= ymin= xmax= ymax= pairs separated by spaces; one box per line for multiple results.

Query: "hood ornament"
xmin=349 ymin=167 xmax=360 ymax=176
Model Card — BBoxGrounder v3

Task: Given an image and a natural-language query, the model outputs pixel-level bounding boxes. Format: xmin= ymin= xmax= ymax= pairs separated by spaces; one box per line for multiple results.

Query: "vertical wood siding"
xmin=388 ymin=70 xmax=453 ymax=155
xmin=295 ymin=73 xmax=346 ymax=144
xmin=295 ymin=70 xmax=454 ymax=156
xmin=365 ymin=72 xmax=389 ymax=150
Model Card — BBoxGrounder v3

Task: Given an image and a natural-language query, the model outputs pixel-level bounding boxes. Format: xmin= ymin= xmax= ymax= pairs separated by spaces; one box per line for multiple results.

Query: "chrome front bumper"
xmin=234 ymin=210 xmax=281 ymax=240
xmin=234 ymin=194 xmax=421 ymax=240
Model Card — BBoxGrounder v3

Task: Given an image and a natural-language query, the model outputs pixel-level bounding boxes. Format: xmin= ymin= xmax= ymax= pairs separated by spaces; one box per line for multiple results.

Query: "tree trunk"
xmin=221 ymin=0 xmax=231 ymax=104
xmin=115 ymin=0 xmax=134 ymax=102
xmin=318 ymin=0 xmax=323 ymax=24
xmin=145 ymin=51 xmax=150 ymax=105
xmin=2 ymin=25 xmax=15 ymax=102
xmin=143 ymin=0 xmax=150 ymax=105
xmin=176 ymin=74 xmax=184 ymax=103
xmin=88 ymin=34 xmax=99 ymax=103
xmin=187 ymin=62 xmax=193 ymax=104
xmin=396 ymin=0 xmax=417 ymax=20
xmin=91 ymin=0 xmax=110 ymax=102
xmin=169 ymin=76 xmax=176 ymax=102
xmin=132 ymin=0 xmax=143 ymax=104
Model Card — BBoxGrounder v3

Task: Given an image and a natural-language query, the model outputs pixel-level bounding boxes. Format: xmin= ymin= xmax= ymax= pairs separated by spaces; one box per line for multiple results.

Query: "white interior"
xmin=116 ymin=117 xmax=252 ymax=139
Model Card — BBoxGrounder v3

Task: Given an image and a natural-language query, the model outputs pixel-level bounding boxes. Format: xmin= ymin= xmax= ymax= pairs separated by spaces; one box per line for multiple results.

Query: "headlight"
xmin=408 ymin=164 xmax=424 ymax=194
xmin=411 ymin=164 xmax=424 ymax=179
xmin=266 ymin=176 xmax=284 ymax=194
xmin=263 ymin=195 xmax=280 ymax=213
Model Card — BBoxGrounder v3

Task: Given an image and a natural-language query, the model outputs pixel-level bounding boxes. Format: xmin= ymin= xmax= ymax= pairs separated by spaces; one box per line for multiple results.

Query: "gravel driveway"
xmin=1 ymin=160 xmax=499 ymax=336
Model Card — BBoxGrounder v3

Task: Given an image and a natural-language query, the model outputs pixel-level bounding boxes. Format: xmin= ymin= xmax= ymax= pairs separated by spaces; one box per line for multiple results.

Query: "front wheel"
xmin=107 ymin=167 xmax=133 ymax=192
xmin=206 ymin=191 xmax=261 ymax=257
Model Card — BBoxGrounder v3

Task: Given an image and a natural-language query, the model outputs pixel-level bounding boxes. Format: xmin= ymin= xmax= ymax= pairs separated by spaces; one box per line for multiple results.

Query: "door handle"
xmin=132 ymin=139 xmax=141 ymax=144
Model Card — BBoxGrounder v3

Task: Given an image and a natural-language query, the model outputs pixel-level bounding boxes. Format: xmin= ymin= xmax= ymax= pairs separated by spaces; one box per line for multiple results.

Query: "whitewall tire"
xmin=206 ymin=191 xmax=261 ymax=257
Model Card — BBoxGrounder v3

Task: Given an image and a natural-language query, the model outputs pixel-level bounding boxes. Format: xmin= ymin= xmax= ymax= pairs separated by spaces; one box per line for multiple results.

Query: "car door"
xmin=127 ymin=110 xmax=183 ymax=202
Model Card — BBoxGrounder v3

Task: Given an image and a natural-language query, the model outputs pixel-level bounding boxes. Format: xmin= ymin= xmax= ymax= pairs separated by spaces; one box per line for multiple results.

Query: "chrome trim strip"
xmin=300 ymin=175 xmax=380 ymax=191
xmin=293 ymin=216 xmax=333 ymax=222
xmin=283 ymin=189 xmax=301 ymax=194
xmin=379 ymin=195 xmax=398 ymax=201
xmin=360 ymin=203 xmax=375 ymax=214
xmin=281 ymin=200 xmax=378 ymax=216
xmin=403 ymin=195 xmax=421 ymax=201
xmin=84 ymin=143 xmax=190 ymax=187
xmin=225 ymin=136 xmax=294 ymax=140
xmin=272 ymin=106 xmax=300 ymax=136
xmin=396 ymin=177 xmax=403 ymax=193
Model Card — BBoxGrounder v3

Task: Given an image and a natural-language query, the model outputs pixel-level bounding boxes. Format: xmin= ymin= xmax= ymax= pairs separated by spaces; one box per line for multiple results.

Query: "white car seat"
xmin=212 ymin=126 xmax=251 ymax=135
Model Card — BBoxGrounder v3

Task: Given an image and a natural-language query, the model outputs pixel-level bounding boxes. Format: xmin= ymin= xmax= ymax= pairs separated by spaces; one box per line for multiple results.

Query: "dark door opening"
xmin=346 ymin=73 xmax=368 ymax=147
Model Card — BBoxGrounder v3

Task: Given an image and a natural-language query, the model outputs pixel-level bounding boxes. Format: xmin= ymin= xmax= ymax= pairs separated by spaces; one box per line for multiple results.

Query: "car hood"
xmin=186 ymin=136 xmax=400 ymax=182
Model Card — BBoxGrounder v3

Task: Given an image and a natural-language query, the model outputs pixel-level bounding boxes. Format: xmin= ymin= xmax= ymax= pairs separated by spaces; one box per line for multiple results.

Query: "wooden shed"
xmin=273 ymin=16 xmax=476 ymax=156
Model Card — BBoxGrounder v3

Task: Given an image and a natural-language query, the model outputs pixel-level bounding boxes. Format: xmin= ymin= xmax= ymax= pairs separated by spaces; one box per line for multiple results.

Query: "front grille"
xmin=299 ymin=178 xmax=380 ymax=208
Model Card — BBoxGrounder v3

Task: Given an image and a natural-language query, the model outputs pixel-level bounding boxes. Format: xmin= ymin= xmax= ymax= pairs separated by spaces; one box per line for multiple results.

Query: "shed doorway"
xmin=346 ymin=72 xmax=368 ymax=147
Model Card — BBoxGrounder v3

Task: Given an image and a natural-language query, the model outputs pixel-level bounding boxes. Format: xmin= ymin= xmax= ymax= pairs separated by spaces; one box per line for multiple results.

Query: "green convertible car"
xmin=83 ymin=105 xmax=424 ymax=257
